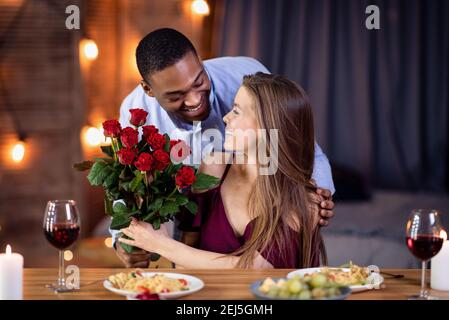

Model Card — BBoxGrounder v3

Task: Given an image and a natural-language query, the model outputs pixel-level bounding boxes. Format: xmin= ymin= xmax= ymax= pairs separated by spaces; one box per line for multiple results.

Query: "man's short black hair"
xmin=136 ymin=28 xmax=197 ymax=82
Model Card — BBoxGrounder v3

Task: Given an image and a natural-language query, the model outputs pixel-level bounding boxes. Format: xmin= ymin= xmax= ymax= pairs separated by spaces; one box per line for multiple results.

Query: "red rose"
xmin=147 ymin=132 xmax=166 ymax=150
xmin=169 ymin=139 xmax=191 ymax=162
xmin=102 ymin=120 xmax=122 ymax=138
xmin=134 ymin=152 xmax=153 ymax=171
xmin=142 ymin=125 xmax=159 ymax=138
xmin=120 ymin=127 xmax=138 ymax=148
xmin=129 ymin=108 xmax=148 ymax=127
xmin=175 ymin=166 xmax=196 ymax=189
xmin=117 ymin=148 xmax=136 ymax=165
xmin=169 ymin=139 xmax=181 ymax=150
xmin=153 ymin=149 xmax=170 ymax=171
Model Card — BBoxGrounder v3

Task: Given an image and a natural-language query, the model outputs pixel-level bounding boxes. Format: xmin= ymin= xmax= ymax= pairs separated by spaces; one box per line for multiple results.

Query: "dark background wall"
xmin=213 ymin=0 xmax=449 ymax=194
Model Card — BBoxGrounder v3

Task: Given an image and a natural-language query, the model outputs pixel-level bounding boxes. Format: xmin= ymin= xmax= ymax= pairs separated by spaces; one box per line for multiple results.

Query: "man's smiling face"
xmin=142 ymin=51 xmax=211 ymax=123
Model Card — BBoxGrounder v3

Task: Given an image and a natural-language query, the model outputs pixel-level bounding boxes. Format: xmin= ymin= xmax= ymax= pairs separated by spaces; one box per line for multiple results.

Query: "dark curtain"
xmin=212 ymin=0 xmax=449 ymax=192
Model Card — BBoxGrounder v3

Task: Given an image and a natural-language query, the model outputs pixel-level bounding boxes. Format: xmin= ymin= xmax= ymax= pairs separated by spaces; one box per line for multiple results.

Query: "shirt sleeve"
xmin=312 ymin=142 xmax=336 ymax=195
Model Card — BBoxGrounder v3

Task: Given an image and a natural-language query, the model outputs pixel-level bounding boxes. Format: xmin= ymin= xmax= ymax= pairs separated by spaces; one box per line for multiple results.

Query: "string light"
xmin=104 ymin=237 xmax=113 ymax=248
xmin=64 ymin=250 xmax=73 ymax=261
xmin=84 ymin=126 xmax=103 ymax=146
xmin=80 ymin=38 xmax=98 ymax=61
xmin=191 ymin=0 xmax=210 ymax=16
xmin=11 ymin=140 xmax=25 ymax=163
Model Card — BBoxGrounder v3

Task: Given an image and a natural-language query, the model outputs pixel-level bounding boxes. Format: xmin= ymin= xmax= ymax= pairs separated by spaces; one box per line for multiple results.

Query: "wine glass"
xmin=43 ymin=200 xmax=80 ymax=292
xmin=405 ymin=209 xmax=444 ymax=300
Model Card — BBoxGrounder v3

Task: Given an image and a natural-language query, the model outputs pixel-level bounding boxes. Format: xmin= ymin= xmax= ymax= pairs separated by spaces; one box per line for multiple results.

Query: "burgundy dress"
xmin=178 ymin=167 xmax=322 ymax=268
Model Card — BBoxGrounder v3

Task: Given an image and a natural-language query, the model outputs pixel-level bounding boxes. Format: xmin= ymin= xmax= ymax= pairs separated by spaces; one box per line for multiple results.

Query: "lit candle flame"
xmin=440 ymin=230 xmax=448 ymax=241
xmin=6 ymin=244 xmax=11 ymax=255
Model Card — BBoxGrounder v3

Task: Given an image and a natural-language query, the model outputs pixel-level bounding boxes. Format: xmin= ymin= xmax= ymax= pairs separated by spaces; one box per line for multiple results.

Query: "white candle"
xmin=0 ymin=245 xmax=24 ymax=300
xmin=431 ymin=231 xmax=449 ymax=291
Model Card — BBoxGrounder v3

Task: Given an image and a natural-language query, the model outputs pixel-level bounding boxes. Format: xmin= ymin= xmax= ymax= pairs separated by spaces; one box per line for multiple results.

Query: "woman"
xmin=120 ymin=72 xmax=326 ymax=268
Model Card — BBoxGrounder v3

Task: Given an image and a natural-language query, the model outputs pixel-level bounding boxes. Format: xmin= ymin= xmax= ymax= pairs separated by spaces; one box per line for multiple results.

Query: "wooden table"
xmin=23 ymin=269 xmax=449 ymax=300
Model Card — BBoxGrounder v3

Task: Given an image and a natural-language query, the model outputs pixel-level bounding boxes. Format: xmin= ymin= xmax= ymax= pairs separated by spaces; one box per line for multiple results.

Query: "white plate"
xmin=103 ymin=272 xmax=204 ymax=300
xmin=287 ymin=267 xmax=384 ymax=293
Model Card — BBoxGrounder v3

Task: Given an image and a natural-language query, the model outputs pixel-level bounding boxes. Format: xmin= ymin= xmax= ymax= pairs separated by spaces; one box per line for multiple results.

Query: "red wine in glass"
xmin=406 ymin=235 xmax=444 ymax=261
xmin=43 ymin=200 xmax=80 ymax=292
xmin=405 ymin=209 xmax=444 ymax=300
xmin=44 ymin=223 xmax=80 ymax=250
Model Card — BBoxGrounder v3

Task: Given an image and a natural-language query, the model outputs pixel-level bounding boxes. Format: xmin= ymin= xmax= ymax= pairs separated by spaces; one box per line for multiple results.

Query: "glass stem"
xmin=420 ymin=260 xmax=427 ymax=298
xmin=58 ymin=250 xmax=65 ymax=287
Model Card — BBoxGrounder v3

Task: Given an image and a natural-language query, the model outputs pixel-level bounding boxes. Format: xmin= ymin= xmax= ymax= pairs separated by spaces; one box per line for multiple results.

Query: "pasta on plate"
xmin=315 ymin=262 xmax=370 ymax=286
xmin=108 ymin=270 xmax=189 ymax=293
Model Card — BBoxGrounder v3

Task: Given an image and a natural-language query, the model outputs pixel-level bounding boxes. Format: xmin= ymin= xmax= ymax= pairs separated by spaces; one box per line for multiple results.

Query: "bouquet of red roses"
xmin=74 ymin=108 xmax=219 ymax=254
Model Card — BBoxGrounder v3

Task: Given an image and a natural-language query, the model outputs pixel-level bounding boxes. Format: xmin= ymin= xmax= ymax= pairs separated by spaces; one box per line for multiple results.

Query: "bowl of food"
xmin=251 ymin=273 xmax=351 ymax=300
xmin=104 ymin=270 xmax=204 ymax=300
xmin=287 ymin=262 xmax=384 ymax=293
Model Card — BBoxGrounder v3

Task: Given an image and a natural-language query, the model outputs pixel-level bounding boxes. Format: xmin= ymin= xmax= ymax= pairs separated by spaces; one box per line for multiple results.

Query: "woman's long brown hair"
xmin=232 ymin=72 xmax=326 ymax=268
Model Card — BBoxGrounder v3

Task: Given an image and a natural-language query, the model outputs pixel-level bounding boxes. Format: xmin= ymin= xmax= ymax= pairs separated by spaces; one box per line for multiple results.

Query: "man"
xmin=114 ymin=28 xmax=335 ymax=267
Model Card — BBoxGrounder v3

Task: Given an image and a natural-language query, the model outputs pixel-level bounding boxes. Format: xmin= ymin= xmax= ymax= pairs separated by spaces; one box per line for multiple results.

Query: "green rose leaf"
xmin=148 ymin=197 xmax=163 ymax=212
xmin=137 ymin=183 xmax=146 ymax=197
xmin=104 ymin=196 xmax=113 ymax=215
xmin=174 ymin=194 xmax=189 ymax=206
xmin=100 ymin=145 xmax=114 ymax=158
xmin=119 ymin=180 xmax=131 ymax=192
xmin=112 ymin=202 xmax=129 ymax=215
xmin=110 ymin=214 xmax=131 ymax=230
xmin=73 ymin=160 xmax=94 ymax=171
xmin=95 ymin=157 xmax=113 ymax=164
xmin=130 ymin=172 xmax=143 ymax=192
xmin=106 ymin=187 xmax=120 ymax=199
xmin=142 ymin=211 xmax=156 ymax=222
xmin=87 ymin=161 xmax=111 ymax=186
xmin=153 ymin=218 xmax=161 ymax=230
xmin=163 ymin=134 xmax=170 ymax=152
xmin=150 ymin=185 xmax=160 ymax=194
xmin=120 ymin=242 xmax=134 ymax=254
xmin=192 ymin=173 xmax=221 ymax=191
xmin=159 ymin=201 xmax=180 ymax=217
xmin=137 ymin=139 xmax=147 ymax=152
xmin=173 ymin=163 xmax=183 ymax=172
xmin=185 ymin=201 xmax=198 ymax=215
xmin=118 ymin=233 xmax=135 ymax=253
xmin=103 ymin=170 xmax=120 ymax=189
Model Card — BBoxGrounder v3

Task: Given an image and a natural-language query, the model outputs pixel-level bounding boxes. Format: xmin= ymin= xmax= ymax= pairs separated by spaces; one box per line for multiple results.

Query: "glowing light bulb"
xmin=191 ymin=0 xmax=210 ymax=16
xmin=84 ymin=126 xmax=102 ymax=146
xmin=81 ymin=39 xmax=98 ymax=60
xmin=6 ymin=244 xmax=11 ymax=255
xmin=104 ymin=237 xmax=113 ymax=248
xmin=12 ymin=141 xmax=25 ymax=163
xmin=64 ymin=250 xmax=73 ymax=261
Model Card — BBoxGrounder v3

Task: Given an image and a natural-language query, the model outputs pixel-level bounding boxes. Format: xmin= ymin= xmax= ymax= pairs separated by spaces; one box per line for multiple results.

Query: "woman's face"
xmin=223 ymin=86 xmax=259 ymax=153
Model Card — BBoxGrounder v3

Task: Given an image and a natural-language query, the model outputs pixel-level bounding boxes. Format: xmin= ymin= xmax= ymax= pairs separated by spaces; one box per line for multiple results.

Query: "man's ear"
xmin=140 ymin=80 xmax=155 ymax=98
